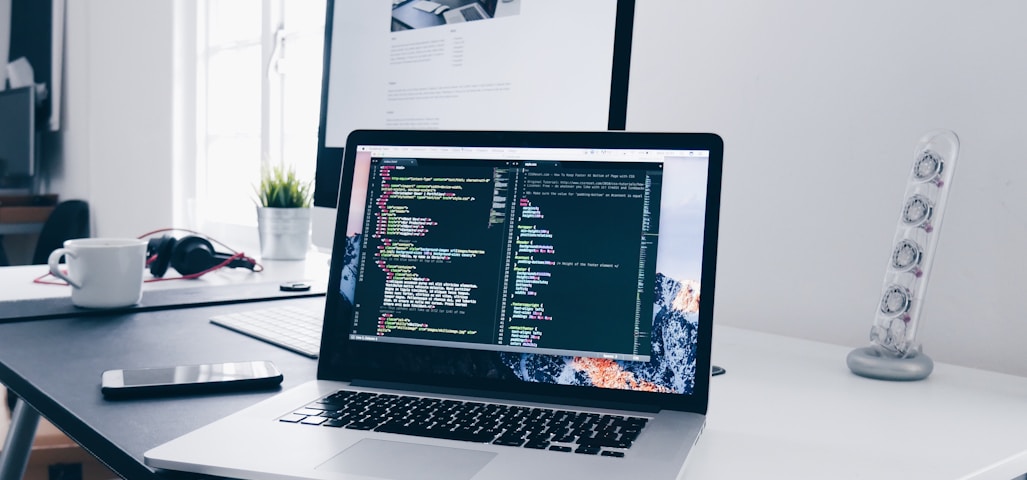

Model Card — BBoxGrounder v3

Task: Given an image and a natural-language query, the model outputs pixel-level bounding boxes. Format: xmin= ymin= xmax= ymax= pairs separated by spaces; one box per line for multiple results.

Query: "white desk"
xmin=688 ymin=327 xmax=1027 ymax=480
xmin=0 ymin=252 xmax=331 ymax=304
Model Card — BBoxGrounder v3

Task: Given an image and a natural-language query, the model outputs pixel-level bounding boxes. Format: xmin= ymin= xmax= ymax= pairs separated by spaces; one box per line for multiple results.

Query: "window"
xmin=194 ymin=0 xmax=325 ymax=233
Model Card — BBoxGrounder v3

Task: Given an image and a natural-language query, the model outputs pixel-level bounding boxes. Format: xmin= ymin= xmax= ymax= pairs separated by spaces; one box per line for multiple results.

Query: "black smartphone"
xmin=100 ymin=360 xmax=283 ymax=399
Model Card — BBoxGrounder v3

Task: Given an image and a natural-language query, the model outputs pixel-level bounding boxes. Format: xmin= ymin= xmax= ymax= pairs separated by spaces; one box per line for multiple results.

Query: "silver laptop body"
xmin=145 ymin=129 xmax=724 ymax=480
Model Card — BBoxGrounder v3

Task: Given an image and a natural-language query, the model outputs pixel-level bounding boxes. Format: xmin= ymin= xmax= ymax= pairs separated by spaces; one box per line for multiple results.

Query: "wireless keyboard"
xmin=210 ymin=306 xmax=323 ymax=358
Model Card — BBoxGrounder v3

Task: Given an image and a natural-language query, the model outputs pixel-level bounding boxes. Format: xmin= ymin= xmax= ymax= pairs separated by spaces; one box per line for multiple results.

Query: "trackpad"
xmin=316 ymin=439 xmax=496 ymax=480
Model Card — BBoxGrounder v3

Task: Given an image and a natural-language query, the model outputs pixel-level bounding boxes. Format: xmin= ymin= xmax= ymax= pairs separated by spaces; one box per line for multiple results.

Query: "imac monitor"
xmin=0 ymin=86 xmax=34 ymax=189
xmin=311 ymin=0 xmax=636 ymax=251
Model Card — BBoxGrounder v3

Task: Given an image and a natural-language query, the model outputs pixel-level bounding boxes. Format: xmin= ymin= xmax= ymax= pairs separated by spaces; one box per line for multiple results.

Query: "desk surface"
xmin=0 ymin=253 xmax=331 ymax=304
xmin=1 ymin=303 xmax=1025 ymax=480
xmin=0 ymin=297 xmax=324 ymax=479
xmin=689 ymin=328 xmax=1027 ymax=479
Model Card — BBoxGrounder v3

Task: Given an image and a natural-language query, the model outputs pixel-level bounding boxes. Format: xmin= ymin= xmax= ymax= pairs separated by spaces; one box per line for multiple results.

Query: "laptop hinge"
xmin=349 ymin=380 xmax=661 ymax=414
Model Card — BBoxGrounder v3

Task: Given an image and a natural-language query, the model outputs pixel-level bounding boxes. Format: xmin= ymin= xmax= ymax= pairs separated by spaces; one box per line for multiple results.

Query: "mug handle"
xmin=48 ymin=248 xmax=81 ymax=289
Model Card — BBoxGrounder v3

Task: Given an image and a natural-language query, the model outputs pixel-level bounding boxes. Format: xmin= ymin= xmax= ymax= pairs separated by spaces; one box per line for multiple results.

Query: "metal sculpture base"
xmin=846 ymin=346 xmax=933 ymax=381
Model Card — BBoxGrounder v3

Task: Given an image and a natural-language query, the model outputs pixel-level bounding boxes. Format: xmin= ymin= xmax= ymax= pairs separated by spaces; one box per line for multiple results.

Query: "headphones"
xmin=145 ymin=234 xmax=258 ymax=278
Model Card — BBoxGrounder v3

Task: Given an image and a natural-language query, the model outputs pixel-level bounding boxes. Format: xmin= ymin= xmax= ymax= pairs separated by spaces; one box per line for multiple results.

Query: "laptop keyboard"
xmin=280 ymin=390 xmax=648 ymax=457
xmin=210 ymin=306 xmax=322 ymax=358
xmin=461 ymin=8 xmax=484 ymax=21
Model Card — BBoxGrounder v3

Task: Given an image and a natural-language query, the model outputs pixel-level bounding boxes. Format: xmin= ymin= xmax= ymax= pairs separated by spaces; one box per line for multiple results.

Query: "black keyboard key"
xmin=549 ymin=445 xmax=573 ymax=453
xmin=574 ymin=445 xmax=601 ymax=455
xmin=526 ymin=432 xmax=552 ymax=443
xmin=601 ymin=451 xmax=625 ymax=458
xmin=619 ymin=429 xmax=642 ymax=442
xmin=579 ymin=437 xmax=632 ymax=449
xmin=553 ymin=435 xmax=578 ymax=443
xmin=492 ymin=437 xmax=524 ymax=447
xmin=315 ymin=402 xmax=346 ymax=412
xmin=375 ymin=421 xmax=496 ymax=443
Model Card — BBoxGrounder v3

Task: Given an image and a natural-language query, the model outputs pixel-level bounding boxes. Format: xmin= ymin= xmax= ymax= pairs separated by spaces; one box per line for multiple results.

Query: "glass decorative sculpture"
xmin=847 ymin=130 xmax=959 ymax=381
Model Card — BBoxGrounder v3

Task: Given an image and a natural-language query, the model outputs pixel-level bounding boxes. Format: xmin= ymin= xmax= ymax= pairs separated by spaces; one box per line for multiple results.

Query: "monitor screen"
xmin=311 ymin=0 xmax=636 ymax=250
xmin=0 ymin=86 xmax=34 ymax=189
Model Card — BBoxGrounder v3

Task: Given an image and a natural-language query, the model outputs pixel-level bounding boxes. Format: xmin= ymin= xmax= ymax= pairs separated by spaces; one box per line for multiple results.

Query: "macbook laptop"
xmin=443 ymin=0 xmax=496 ymax=23
xmin=145 ymin=129 xmax=724 ymax=480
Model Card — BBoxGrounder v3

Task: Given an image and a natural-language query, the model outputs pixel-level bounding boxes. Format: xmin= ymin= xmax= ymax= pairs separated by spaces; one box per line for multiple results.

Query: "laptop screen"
xmin=322 ymin=130 xmax=722 ymax=412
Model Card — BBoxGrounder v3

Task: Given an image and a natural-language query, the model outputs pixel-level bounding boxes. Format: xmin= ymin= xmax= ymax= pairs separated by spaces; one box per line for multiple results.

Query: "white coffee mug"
xmin=47 ymin=238 xmax=148 ymax=308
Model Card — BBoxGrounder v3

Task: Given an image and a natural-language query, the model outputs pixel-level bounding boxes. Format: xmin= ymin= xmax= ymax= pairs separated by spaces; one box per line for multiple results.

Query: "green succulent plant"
xmin=255 ymin=163 xmax=312 ymax=208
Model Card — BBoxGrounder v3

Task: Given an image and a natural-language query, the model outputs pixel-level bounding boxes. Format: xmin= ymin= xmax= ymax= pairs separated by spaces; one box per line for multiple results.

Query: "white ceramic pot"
xmin=256 ymin=206 xmax=312 ymax=260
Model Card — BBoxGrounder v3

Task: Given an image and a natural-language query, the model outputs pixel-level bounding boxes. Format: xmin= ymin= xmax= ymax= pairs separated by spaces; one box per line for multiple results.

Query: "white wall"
xmin=49 ymin=0 xmax=181 ymax=238
xmin=628 ymin=0 xmax=1027 ymax=376
xmin=48 ymin=0 xmax=1027 ymax=377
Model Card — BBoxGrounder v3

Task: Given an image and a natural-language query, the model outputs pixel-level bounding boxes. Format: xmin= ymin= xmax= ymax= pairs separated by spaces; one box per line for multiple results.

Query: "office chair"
xmin=30 ymin=199 xmax=91 ymax=265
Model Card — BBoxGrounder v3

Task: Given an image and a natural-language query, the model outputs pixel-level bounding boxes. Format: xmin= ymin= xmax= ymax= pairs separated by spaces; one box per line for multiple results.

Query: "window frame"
xmin=190 ymin=0 xmax=324 ymax=249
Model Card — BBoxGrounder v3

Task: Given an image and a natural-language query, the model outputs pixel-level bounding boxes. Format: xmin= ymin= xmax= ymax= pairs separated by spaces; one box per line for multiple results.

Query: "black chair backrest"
xmin=31 ymin=200 xmax=91 ymax=265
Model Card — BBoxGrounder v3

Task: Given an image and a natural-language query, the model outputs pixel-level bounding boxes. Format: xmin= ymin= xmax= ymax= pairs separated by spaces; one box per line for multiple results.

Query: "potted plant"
xmin=255 ymin=163 xmax=313 ymax=260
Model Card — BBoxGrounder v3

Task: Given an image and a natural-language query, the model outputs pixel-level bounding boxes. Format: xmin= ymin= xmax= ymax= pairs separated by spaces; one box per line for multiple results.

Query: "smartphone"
xmin=101 ymin=360 xmax=283 ymax=399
